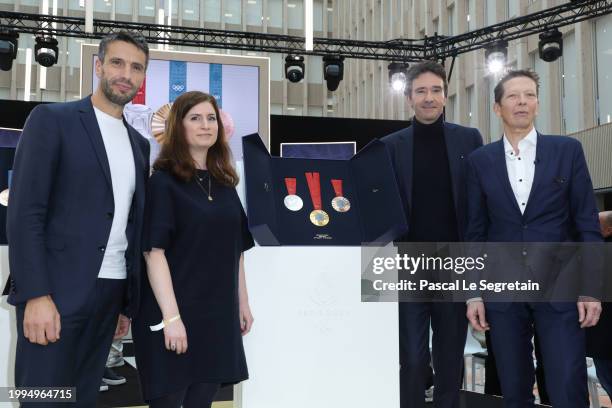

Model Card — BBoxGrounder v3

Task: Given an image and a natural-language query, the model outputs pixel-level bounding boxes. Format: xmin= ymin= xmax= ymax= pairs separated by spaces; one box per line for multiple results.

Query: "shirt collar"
xmin=503 ymin=127 xmax=537 ymax=157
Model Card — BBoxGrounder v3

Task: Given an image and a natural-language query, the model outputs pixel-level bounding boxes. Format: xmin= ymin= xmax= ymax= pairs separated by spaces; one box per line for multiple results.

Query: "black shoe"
xmin=102 ymin=367 xmax=127 ymax=386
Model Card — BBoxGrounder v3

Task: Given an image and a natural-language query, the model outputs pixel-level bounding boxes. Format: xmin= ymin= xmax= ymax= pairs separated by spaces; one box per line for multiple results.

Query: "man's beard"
xmin=100 ymin=77 xmax=138 ymax=106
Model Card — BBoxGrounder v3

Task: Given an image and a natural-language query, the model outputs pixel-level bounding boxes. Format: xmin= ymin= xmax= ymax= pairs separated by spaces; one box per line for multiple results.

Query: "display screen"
xmin=280 ymin=142 xmax=357 ymax=160
xmin=0 ymin=127 xmax=20 ymax=245
xmin=91 ymin=55 xmax=262 ymax=161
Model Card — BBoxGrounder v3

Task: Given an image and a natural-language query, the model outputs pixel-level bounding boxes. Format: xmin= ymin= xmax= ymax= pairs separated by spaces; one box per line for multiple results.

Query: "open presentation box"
xmin=242 ymin=133 xmax=408 ymax=245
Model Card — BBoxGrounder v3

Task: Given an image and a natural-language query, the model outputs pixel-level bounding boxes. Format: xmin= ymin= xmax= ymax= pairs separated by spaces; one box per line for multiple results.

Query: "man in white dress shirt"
xmin=464 ymin=69 xmax=602 ymax=408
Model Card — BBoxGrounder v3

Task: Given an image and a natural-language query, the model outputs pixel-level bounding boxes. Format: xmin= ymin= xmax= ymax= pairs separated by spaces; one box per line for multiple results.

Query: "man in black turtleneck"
xmin=381 ymin=61 xmax=483 ymax=408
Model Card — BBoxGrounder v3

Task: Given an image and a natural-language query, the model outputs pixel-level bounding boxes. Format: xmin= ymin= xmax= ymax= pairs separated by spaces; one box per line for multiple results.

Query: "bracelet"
xmin=149 ymin=314 xmax=181 ymax=332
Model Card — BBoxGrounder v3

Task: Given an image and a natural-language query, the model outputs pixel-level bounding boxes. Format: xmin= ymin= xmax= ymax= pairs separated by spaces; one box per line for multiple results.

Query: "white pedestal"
xmin=0 ymin=246 xmax=17 ymax=408
xmin=239 ymin=247 xmax=399 ymax=408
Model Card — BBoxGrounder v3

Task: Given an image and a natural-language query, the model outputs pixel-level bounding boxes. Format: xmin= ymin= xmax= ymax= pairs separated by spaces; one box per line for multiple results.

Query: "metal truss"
xmin=0 ymin=0 xmax=611 ymax=63
xmin=0 ymin=11 xmax=426 ymax=62
xmin=428 ymin=0 xmax=612 ymax=59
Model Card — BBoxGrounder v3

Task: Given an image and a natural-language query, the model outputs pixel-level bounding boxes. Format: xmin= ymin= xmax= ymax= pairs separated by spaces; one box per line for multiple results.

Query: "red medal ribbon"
xmin=305 ymin=172 xmax=322 ymax=210
xmin=331 ymin=179 xmax=343 ymax=197
xmin=284 ymin=177 xmax=297 ymax=195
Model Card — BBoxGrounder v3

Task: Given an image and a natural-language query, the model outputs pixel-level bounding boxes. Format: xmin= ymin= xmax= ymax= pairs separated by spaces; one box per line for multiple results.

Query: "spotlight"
xmin=323 ymin=55 xmax=344 ymax=92
xmin=538 ymin=29 xmax=563 ymax=62
xmin=35 ymin=36 xmax=59 ymax=67
xmin=388 ymin=62 xmax=409 ymax=93
xmin=485 ymin=40 xmax=508 ymax=75
xmin=285 ymin=55 xmax=305 ymax=83
xmin=0 ymin=31 xmax=18 ymax=71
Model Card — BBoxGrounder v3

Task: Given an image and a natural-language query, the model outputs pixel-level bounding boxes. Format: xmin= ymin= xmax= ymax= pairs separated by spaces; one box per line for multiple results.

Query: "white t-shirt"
xmin=94 ymin=107 xmax=136 ymax=279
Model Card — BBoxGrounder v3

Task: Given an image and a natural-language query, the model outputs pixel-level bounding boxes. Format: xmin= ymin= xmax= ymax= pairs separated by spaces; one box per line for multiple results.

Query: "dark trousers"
xmin=399 ymin=302 xmax=468 ymax=408
xmin=149 ymin=383 xmax=220 ymax=408
xmin=486 ymin=302 xmax=588 ymax=408
xmin=484 ymin=330 xmax=550 ymax=404
xmin=15 ymin=278 xmax=126 ymax=407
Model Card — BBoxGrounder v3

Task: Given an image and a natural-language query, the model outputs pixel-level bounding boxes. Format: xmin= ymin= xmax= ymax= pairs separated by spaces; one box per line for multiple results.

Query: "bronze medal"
xmin=331 ymin=196 xmax=350 ymax=212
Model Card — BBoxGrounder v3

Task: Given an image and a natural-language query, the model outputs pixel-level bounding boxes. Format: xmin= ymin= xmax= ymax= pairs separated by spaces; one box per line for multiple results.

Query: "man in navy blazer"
xmin=382 ymin=61 xmax=483 ymax=408
xmin=465 ymin=69 xmax=602 ymax=408
xmin=6 ymin=31 xmax=150 ymax=406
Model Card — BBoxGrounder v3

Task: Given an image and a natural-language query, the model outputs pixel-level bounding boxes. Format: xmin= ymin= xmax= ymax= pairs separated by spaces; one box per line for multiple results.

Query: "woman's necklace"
xmin=195 ymin=173 xmax=213 ymax=201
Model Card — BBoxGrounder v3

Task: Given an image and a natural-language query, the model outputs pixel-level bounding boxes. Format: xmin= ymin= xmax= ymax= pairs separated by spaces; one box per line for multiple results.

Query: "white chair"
xmin=464 ymin=326 xmax=487 ymax=391
xmin=587 ymin=359 xmax=601 ymax=408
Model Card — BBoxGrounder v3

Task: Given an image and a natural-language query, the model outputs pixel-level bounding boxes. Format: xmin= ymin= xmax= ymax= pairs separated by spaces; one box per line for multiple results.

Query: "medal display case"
xmin=243 ymin=133 xmax=408 ymax=245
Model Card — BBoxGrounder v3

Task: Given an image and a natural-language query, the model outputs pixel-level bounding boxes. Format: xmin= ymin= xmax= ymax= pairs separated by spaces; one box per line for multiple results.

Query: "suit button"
xmin=523 ymin=224 xmax=528 ymax=229
xmin=99 ymin=246 xmax=106 ymax=252
xmin=107 ymin=212 xmax=114 ymax=219
xmin=522 ymin=250 xmax=527 ymax=256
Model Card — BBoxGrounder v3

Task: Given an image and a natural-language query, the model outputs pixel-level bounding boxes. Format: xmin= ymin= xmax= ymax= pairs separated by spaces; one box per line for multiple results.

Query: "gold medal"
xmin=309 ymin=209 xmax=329 ymax=227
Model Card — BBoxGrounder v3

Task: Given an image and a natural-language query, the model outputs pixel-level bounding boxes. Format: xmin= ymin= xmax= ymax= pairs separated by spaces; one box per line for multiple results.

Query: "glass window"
xmin=468 ymin=0 xmax=476 ymax=30
xmin=182 ymin=0 xmax=199 ymax=21
xmin=94 ymin=0 xmax=111 ymax=13
xmin=467 ymin=86 xmax=477 ymax=127
xmin=163 ymin=0 xmax=178 ymax=16
xmin=508 ymin=0 xmax=519 ymax=18
xmin=595 ymin=13 xmax=612 ymax=125
xmin=308 ymin=106 xmax=323 ymax=116
xmin=246 ymin=0 xmax=262 ymax=26
xmin=270 ymin=53 xmax=283 ymax=81
xmin=40 ymin=89 xmax=61 ymax=102
xmin=446 ymin=95 xmax=456 ymax=123
xmin=327 ymin=4 xmax=333 ymax=32
xmin=204 ymin=0 xmax=221 ymax=23
xmin=448 ymin=5 xmax=455 ymax=36
xmin=116 ymin=0 xmax=132 ymax=15
xmin=224 ymin=0 xmax=241 ymax=24
xmin=307 ymin=56 xmax=323 ymax=84
xmin=16 ymin=33 xmax=34 ymax=65
xmin=534 ymin=54 xmax=552 ymax=133
xmin=288 ymin=0 xmax=304 ymax=30
xmin=139 ymin=0 xmax=155 ymax=17
xmin=486 ymin=0 xmax=496 ymax=26
xmin=286 ymin=105 xmax=303 ymax=115
xmin=68 ymin=0 xmax=83 ymax=11
xmin=561 ymin=31 xmax=579 ymax=133
xmin=488 ymin=77 xmax=500 ymax=140
xmin=271 ymin=104 xmax=283 ymax=114
xmin=420 ymin=1 xmax=427 ymax=26
xmin=20 ymin=0 xmax=39 ymax=6
xmin=0 ymin=88 xmax=9 ymax=99
xmin=314 ymin=0 xmax=323 ymax=32
xmin=269 ymin=0 xmax=283 ymax=28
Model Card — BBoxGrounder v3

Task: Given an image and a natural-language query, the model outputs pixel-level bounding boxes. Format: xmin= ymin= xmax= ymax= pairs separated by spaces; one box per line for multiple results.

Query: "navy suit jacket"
xmin=465 ymin=134 xmax=602 ymax=307
xmin=381 ymin=121 xmax=483 ymax=241
xmin=5 ymin=96 xmax=150 ymax=317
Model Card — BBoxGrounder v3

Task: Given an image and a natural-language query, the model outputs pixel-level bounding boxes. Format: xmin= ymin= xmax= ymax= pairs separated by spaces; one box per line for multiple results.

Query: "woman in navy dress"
xmin=133 ymin=91 xmax=255 ymax=408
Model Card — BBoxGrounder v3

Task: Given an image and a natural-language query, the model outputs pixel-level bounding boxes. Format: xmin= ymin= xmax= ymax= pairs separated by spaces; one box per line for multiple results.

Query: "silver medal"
xmin=284 ymin=194 xmax=304 ymax=211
